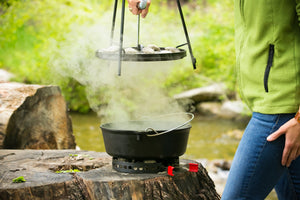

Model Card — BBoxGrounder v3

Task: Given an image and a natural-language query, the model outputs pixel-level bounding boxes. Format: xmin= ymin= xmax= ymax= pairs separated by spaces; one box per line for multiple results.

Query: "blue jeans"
xmin=222 ymin=112 xmax=300 ymax=200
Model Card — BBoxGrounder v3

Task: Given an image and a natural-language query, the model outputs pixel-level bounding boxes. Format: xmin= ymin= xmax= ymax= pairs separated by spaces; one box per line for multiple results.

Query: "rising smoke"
xmin=50 ymin=10 xmax=191 ymax=125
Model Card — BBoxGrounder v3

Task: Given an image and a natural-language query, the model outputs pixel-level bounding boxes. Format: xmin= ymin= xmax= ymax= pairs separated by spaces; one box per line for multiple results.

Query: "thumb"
xmin=267 ymin=128 xmax=285 ymax=141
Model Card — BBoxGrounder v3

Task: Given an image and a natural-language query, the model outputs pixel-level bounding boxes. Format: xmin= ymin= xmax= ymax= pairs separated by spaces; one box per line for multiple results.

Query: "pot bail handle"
xmin=145 ymin=112 xmax=194 ymax=137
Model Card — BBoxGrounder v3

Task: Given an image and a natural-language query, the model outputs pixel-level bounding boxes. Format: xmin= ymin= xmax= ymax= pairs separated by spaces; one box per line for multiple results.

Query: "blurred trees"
xmin=0 ymin=0 xmax=235 ymax=113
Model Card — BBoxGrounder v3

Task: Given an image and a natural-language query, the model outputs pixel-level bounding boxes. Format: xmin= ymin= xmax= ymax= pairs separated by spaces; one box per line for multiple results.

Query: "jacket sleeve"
xmin=296 ymin=0 xmax=300 ymax=26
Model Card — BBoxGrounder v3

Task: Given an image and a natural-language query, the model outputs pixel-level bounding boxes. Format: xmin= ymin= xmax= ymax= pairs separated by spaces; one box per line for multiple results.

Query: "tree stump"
xmin=0 ymin=150 xmax=221 ymax=200
xmin=0 ymin=82 xmax=75 ymax=149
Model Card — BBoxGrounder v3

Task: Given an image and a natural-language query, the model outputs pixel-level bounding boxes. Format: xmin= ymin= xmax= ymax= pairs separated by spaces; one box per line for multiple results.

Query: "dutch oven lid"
xmin=96 ymin=47 xmax=186 ymax=62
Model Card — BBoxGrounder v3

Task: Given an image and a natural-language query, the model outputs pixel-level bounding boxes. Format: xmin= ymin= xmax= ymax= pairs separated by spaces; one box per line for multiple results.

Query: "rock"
xmin=0 ymin=150 xmax=221 ymax=200
xmin=173 ymin=83 xmax=226 ymax=103
xmin=213 ymin=160 xmax=231 ymax=171
xmin=196 ymin=159 xmax=230 ymax=196
xmin=226 ymin=129 xmax=244 ymax=140
xmin=219 ymin=101 xmax=251 ymax=120
xmin=196 ymin=100 xmax=251 ymax=121
xmin=196 ymin=102 xmax=222 ymax=117
xmin=0 ymin=82 xmax=75 ymax=149
xmin=0 ymin=69 xmax=14 ymax=83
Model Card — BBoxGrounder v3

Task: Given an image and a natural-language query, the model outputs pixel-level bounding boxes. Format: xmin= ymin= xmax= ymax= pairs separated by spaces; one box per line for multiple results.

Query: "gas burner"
xmin=112 ymin=157 xmax=179 ymax=174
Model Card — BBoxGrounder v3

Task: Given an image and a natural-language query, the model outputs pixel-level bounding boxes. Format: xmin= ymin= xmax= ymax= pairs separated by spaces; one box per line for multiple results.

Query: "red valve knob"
xmin=189 ymin=163 xmax=199 ymax=172
xmin=168 ymin=166 xmax=174 ymax=176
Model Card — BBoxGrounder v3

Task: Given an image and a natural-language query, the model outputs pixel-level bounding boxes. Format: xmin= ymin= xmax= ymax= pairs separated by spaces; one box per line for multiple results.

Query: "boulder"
xmin=196 ymin=100 xmax=251 ymax=121
xmin=0 ymin=69 xmax=14 ymax=83
xmin=196 ymin=102 xmax=222 ymax=117
xmin=173 ymin=83 xmax=226 ymax=103
xmin=219 ymin=101 xmax=251 ymax=120
xmin=0 ymin=82 xmax=75 ymax=149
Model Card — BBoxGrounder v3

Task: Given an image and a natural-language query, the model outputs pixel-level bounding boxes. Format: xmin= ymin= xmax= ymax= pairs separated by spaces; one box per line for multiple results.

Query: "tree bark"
xmin=0 ymin=150 xmax=220 ymax=200
xmin=0 ymin=82 xmax=75 ymax=149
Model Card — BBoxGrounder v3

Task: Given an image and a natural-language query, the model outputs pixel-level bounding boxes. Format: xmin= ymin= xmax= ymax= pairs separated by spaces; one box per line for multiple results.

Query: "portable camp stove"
xmin=112 ymin=157 xmax=179 ymax=173
xmin=96 ymin=0 xmax=196 ymax=75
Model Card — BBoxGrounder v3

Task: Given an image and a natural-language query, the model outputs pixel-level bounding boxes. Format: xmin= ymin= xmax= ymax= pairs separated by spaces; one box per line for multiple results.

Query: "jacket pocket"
xmin=264 ymin=44 xmax=275 ymax=93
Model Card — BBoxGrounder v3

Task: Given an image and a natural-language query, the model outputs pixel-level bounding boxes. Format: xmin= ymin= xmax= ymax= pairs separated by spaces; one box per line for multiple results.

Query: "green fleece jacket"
xmin=235 ymin=0 xmax=300 ymax=114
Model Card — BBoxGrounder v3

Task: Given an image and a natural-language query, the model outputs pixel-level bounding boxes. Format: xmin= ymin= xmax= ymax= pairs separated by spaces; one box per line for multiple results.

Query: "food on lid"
xmin=99 ymin=45 xmax=180 ymax=54
xmin=147 ymin=44 xmax=160 ymax=51
xmin=124 ymin=47 xmax=139 ymax=54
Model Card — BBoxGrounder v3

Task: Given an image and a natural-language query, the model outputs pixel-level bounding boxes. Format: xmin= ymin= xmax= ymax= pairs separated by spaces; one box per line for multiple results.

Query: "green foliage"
xmin=55 ymin=169 xmax=81 ymax=173
xmin=59 ymin=78 xmax=90 ymax=113
xmin=12 ymin=176 xmax=26 ymax=183
xmin=0 ymin=0 xmax=236 ymax=112
xmin=0 ymin=0 xmax=106 ymax=112
xmin=69 ymin=154 xmax=78 ymax=157
xmin=156 ymin=0 xmax=236 ymax=95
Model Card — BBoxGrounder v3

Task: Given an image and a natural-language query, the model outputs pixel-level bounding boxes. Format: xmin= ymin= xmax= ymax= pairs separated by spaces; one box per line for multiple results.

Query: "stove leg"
xmin=110 ymin=0 xmax=118 ymax=45
xmin=118 ymin=0 xmax=126 ymax=76
xmin=176 ymin=0 xmax=197 ymax=70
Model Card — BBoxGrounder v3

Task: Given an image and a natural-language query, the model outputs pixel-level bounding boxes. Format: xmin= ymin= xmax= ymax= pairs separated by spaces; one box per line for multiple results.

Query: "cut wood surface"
xmin=0 ymin=150 xmax=220 ymax=200
xmin=0 ymin=83 xmax=75 ymax=149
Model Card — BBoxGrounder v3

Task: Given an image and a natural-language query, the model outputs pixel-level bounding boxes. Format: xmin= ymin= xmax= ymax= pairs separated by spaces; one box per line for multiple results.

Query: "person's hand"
xmin=267 ymin=115 xmax=300 ymax=167
xmin=127 ymin=0 xmax=151 ymax=18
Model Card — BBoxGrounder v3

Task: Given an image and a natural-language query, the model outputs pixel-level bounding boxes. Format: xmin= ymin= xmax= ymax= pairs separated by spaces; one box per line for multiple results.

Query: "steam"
xmin=50 ymin=10 xmax=190 ymax=124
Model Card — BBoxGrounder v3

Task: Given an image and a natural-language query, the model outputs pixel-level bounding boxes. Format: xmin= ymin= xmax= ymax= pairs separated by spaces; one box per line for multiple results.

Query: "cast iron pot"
xmin=100 ymin=120 xmax=191 ymax=159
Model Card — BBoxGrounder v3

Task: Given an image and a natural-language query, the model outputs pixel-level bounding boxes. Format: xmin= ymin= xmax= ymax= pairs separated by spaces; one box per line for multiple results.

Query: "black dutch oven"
xmin=100 ymin=115 xmax=193 ymax=159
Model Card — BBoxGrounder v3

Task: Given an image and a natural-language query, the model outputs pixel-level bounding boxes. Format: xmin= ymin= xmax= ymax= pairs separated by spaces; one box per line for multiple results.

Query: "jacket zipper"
xmin=264 ymin=44 xmax=275 ymax=93
xmin=240 ymin=0 xmax=245 ymax=22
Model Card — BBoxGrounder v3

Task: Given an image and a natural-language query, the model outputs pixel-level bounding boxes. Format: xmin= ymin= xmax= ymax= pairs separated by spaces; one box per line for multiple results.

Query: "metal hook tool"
xmin=137 ymin=0 xmax=147 ymax=51
xmin=137 ymin=14 xmax=142 ymax=51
